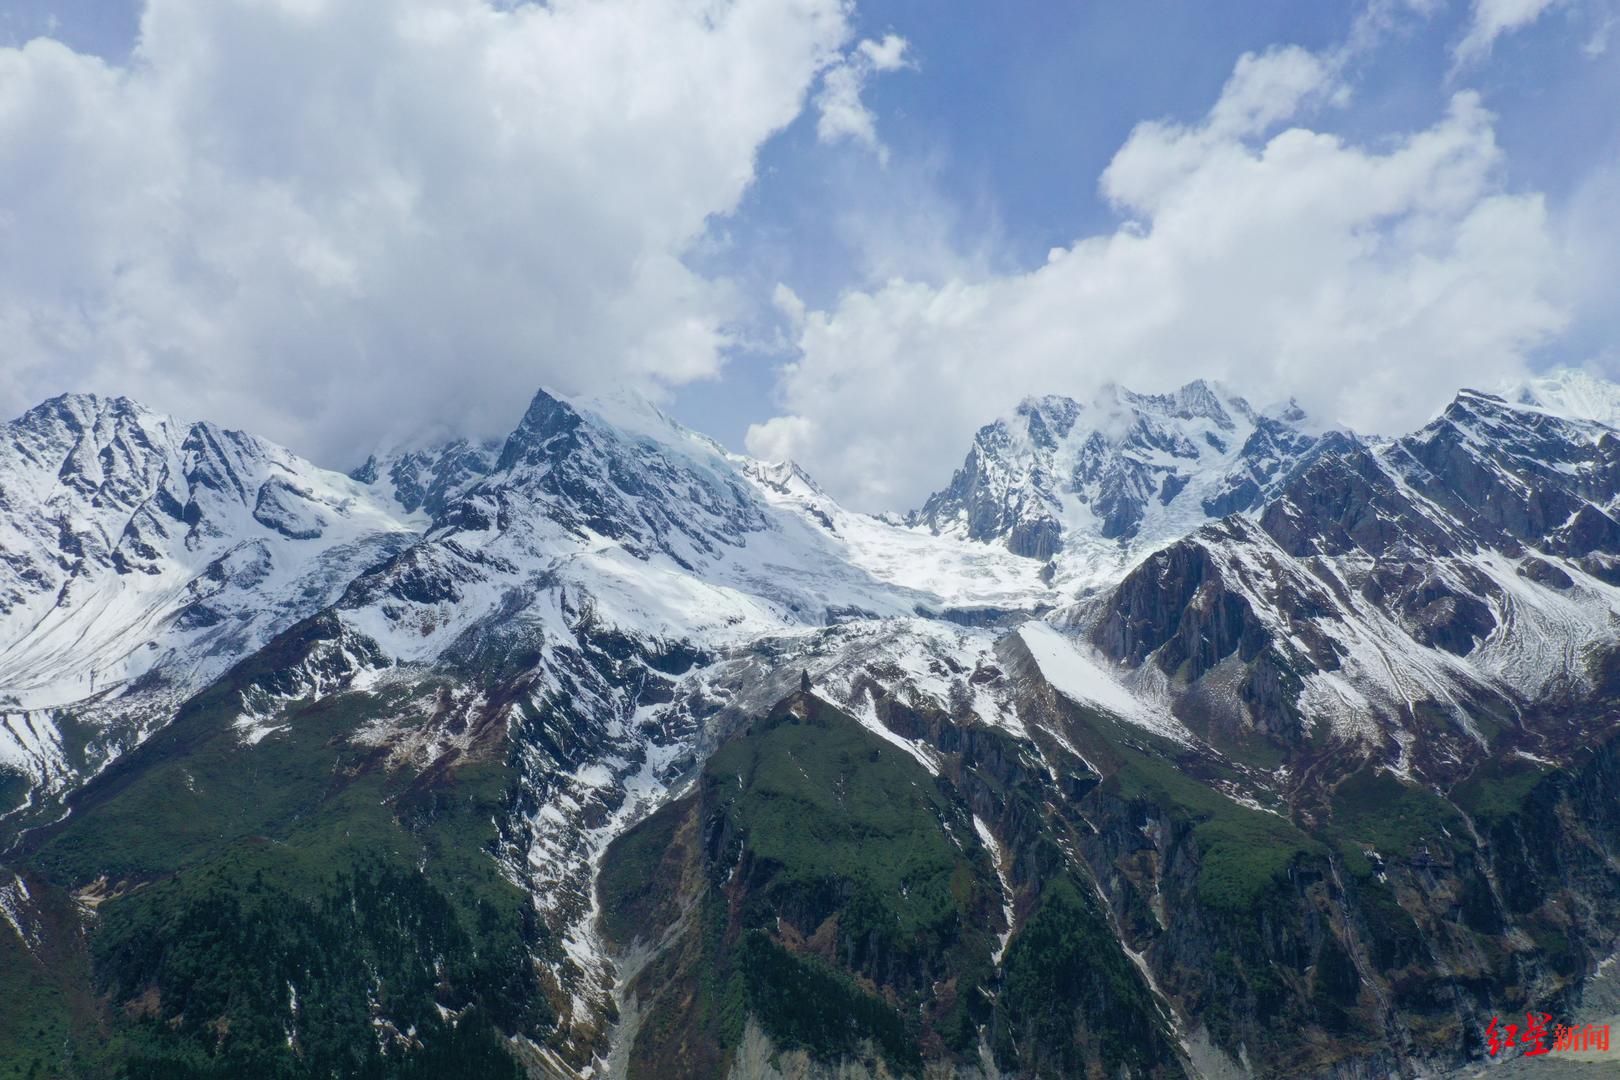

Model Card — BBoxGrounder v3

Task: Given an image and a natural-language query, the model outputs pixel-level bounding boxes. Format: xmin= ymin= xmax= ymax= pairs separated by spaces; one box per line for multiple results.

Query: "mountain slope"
xmin=1505 ymin=367 xmax=1620 ymax=428
xmin=4 ymin=387 xmax=1055 ymax=1068
xmin=350 ymin=436 xmax=504 ymax=522
xmin=1077 ymin=387 xmax=1620 ymax=764
xmin=0 ymin=394 xmax=417 ymax=813
xmin=4 ymin=626 xmax=550 ymax=1079
xmin=599 ymin=688 xmax=1182 ymax=1079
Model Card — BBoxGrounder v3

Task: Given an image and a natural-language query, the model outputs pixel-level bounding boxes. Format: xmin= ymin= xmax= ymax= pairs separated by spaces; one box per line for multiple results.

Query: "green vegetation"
xmin=707 ymin=696 xmax=996 ymax=974
xmin=27 ymin=682 xmax=419 ymax=885
xmin=707 ymin=695 xmax=996 ymax=1059
xmin=611 ymin=692 xmax=998 ymax=1076
xmin=735 ymin=931 xmax=921 ymax=1074
xmin=0 ymin=909 xmax=85 ymax=1080
xmin=93 ymin=858 xmax=533 ymax=1078
xmin=1098 ymin=714 xmax=1321 ymax=912
xmin=0 ymin=960 xmax=60 ymax=1079
xmin=4 ymin=676 xmax=553 ymax=1079
xmin=597 ymin=792 xmax=691 ymax=947
xmin=1526 ymin=923 xmax=1575 ymax=973
xmin=1306 ymin=945 xmax=1358 ymax=1035
xmin=0 ymin=767 xmax=28 ymax=820
xmin=994 ymin=876 xmax=1169 ymax=1078
xmin=1329 ymin=768 xmax=1464 ymax=855
xmin=1450 ymin=755 xmax=1551 ymax=825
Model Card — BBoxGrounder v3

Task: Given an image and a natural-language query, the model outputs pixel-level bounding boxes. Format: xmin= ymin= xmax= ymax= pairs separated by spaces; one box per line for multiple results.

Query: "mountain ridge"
xmin=6 ymin=370 xmax=1620 ymax=1079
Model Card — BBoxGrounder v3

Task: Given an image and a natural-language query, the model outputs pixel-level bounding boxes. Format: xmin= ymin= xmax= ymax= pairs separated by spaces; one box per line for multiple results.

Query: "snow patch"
xmin=1017 ymin=622 xmax=1192 ymax=744
xmin=972 ymin=816 xmax=1015 ymax=966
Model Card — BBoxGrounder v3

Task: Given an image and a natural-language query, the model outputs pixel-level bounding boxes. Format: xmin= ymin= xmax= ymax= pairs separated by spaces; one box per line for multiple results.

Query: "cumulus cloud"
xmin=0 ymin=0 xmax=852 ymax=462
xmin=749 ymin=45 xmax=1569 ymax=512
xmin=814 ymin=32 xmax=911 ymax=160
xmin=1455 ymin=0 xmax=1561 ymax=65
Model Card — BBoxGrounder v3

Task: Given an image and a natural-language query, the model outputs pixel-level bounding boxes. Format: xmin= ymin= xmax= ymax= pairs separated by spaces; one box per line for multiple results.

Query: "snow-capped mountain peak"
xmin=16 ymin=376 xmax=1620 ymax=1080
xmin=1076 ymin=379 xmax=1620 ymax=766
xmin=18 ymin=373 xmax=1620 ymax=1080
xmin=332 ymin=386 xmax=1050 ymax=667
xmin=909 ymin=378 xmax=1321 ymax=578
xmin=1501 ymin=367 xmax=1620 ymax=429
xmin=0 ymin=392 xmax=418 ymax=790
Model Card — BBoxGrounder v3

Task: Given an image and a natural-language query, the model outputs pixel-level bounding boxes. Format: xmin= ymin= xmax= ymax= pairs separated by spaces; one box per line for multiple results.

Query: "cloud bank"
xmin=748 ymin=45 xmax=1572 ymax=512
xmin=0 ymin=0 xmax=854 ymax=461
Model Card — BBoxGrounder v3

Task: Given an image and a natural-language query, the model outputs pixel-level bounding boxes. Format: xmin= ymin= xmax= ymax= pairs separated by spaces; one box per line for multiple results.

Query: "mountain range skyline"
xmin=9 ymin=364 xmax=1620 ymax=1076
xmin=19 ymin=365 xmax=1620 ymax=518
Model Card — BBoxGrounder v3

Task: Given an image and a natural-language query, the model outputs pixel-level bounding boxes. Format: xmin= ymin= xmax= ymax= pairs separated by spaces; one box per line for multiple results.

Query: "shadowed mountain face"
xmin=1082 ymin=387 xmax=1620 ymax=770
xmin=350 ymin=436 xmax=504 ymax=520
xmin=5 ymin=373 xmax=1620 ymax=1079
xmin=597 ymin=690 xmax=1180 ymax=1080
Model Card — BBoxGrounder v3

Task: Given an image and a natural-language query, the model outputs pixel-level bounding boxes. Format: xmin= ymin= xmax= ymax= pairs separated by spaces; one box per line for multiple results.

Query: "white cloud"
xmin=1100 ymin=46 xmax=1343 ymax=215
xmin=1207 ymin=46 xmax=1340 ymax=138
xmin=750 ymin=46 xmax=1569 ymax=512
xmin=772 ymin=282 xmax=808 ymax=326
xmin=1455 ymin=0 xmax=1561 ymax=65
xmin=814 ymin=32 xmax=911 ymax=161
xmin=0 ymin=0 xmax=852 ymax=461
xmin=858 ymin=33 xmax=909 ymax=72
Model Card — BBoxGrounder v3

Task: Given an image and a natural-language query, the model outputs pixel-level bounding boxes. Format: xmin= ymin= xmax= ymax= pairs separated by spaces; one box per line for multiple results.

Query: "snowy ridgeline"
xmin=8 ymin=370 xmax=1620 ymax=800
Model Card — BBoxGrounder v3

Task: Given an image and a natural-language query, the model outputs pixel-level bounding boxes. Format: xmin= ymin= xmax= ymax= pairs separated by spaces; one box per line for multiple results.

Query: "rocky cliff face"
xmin=350 ymin=436 xmax=503 ymax=520
xmin=599 ymin=688 xmax=1184 ymax=1080
xmin=1079 ymin=388 xmax=1620 ymax=760
xmin=975 ymin=621 xmax=1620 ymax=1079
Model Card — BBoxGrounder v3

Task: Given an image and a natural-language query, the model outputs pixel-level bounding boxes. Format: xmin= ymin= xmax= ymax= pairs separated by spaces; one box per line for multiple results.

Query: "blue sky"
xmin=1 ymin=1 xmax=1616 ymax=508
xmin=678 ymin=0 xmax=1620 ymax=456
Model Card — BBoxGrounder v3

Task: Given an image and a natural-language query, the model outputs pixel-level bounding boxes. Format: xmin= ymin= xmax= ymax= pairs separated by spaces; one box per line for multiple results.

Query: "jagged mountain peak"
xmin=452 ymin=386 xmax=772 ymax=568
xmin=1074 ymin=369 xmax=1620 ymax=770
xmin=737 ymin=457 xmax=827 ymax=500
xmin=496 ymin=385 xmax=586 ymax=469
xmin=347 ymin=386 xmax=698 ymax=526
xmin=1088 ymin=376 xmax=1251 ymax=428
xmin=911 ymin=377 xmax=1322 ymax=570
xmin=1005 ymin=377 xmax=1251 ymax=443
xmin=8 ymin=391 xmax=355 ymax=521
xmin=0 ymin=391 xmax=416 ymax=748
xmin=1431 ymin=382 xmax=1620 ymax=450
xmin=491 ymin=385 xmax=737 ymax=481
xmin=17 ymin=389 xmax=146 ymax=424
xmin=328 ymin=380 xmax=1048 ymax=666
